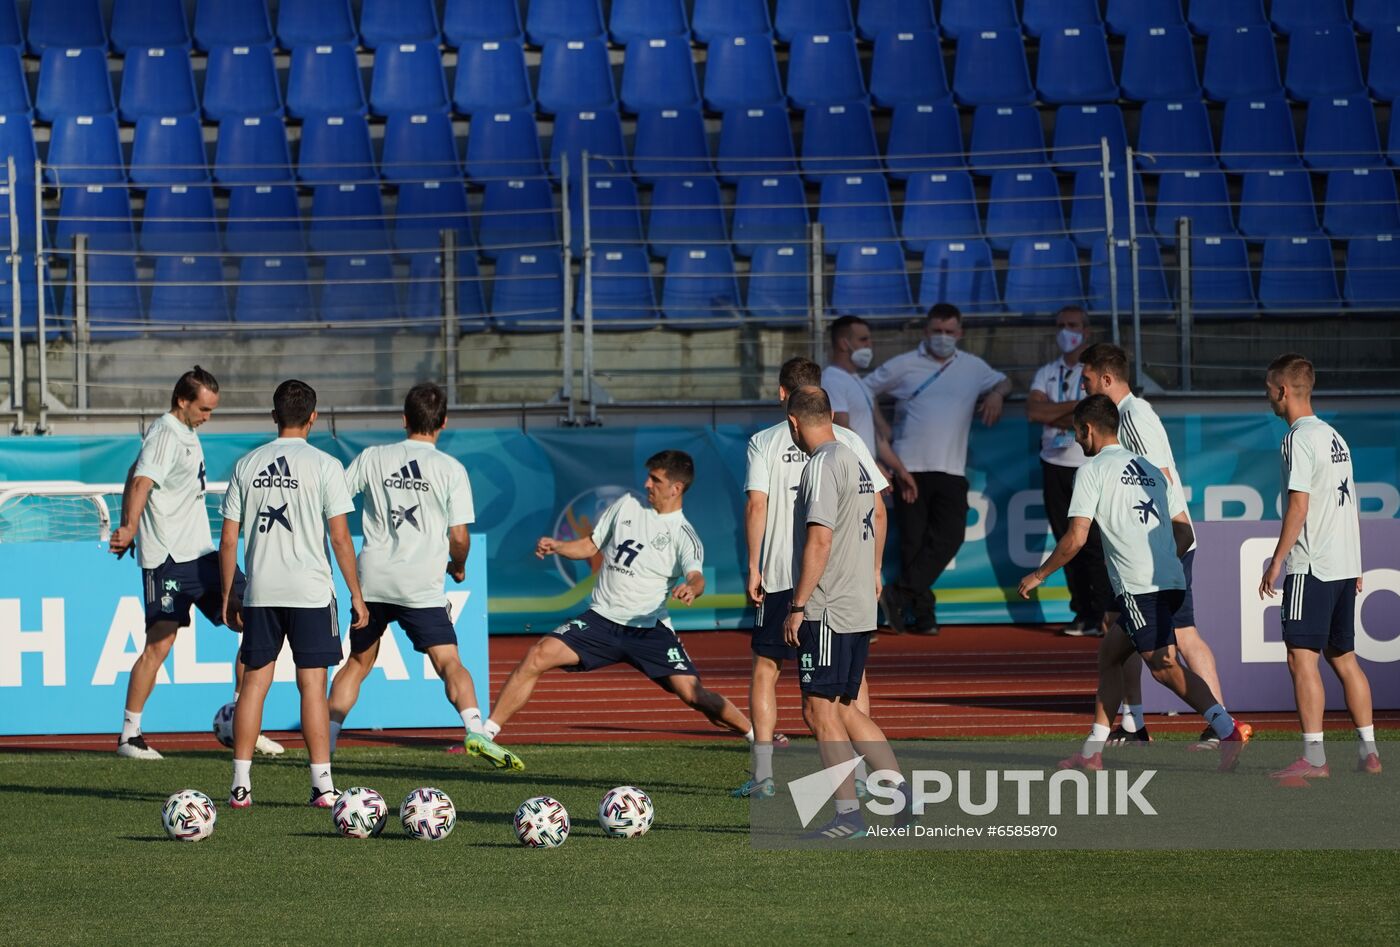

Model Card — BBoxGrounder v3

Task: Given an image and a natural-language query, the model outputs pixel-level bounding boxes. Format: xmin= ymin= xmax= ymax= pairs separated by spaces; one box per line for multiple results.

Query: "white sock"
xmin=310 ymin=762 xmax=334 ymax=794
xmin=1302 ymin=732 xmax=1326 ymax=767
xmin=744 ymin=727 xmax=755 ymax=745
xmin=835 ymin=798 xmax=860 ymax=815
xmin=855 ymin=759 xmax=869 ymax=783
xmin=232 ymin=758 xmax=252 ymax=792
xmin=121 ymin=710 xmax=141 ymax=741
xmin=1120 ymin=703 xmax=1144 ymax=733
xmin=1083 ymin=723 xmax=1111 ymax=757
xmin=753 ymin=743 xmax=774 ymax=783
xmin=1204 ymin=704 xmax=1235 ymax=739
xmin=484 ymin=718 xmax=502 ymax=740
xmin=460 ymin=707 xmax=484 ymax=736
xmin=1357 ymin=725 xmax=1378 ymax=757
xmin=328 ymin=720 xmax=343 ymax=753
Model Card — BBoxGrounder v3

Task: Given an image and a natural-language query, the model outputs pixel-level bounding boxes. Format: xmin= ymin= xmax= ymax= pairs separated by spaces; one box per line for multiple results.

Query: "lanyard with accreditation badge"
xmin=911 ymin=352 xmax=957 ymax=398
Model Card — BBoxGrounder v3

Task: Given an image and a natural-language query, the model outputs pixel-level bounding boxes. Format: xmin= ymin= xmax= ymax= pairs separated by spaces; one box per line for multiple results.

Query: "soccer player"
xmin=1018 ymin=395 xmax=1250 ymax=773
xmin=108 ymin=367 xmax=283 ymax=760
xmin=325 ymin=383 xmax=519 ymax=768
xmin=218 ymin=380 xmax=369 ymax=808
xmin=735 ymin=357 xmax=890 ymax=800
xmin=1259 ymin=354 xmax=1381 ymax=778
xmin=479 ymin=450 xmax=753 ymax=752
xmin=1079 ymin=342 xmax=1226 ymax=747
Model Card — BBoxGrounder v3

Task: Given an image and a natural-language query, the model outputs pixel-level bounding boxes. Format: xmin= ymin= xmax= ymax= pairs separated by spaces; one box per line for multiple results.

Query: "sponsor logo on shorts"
xmin=252 ymin=456 xmax=298 ymax=489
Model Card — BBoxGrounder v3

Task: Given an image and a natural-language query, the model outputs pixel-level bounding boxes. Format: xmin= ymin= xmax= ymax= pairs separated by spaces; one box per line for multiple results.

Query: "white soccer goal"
xmin=0 ymin=480 xmax=226 ymax=544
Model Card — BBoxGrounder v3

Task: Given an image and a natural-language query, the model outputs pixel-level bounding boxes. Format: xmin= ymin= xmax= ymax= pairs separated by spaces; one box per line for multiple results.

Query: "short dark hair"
xmin=645 ymin=449 xmax=695 ymax=492
xmin=786 ymin=385 xmax=832 ymax=424
xmin=1267 ymin=353 xmax=1315 ymax=392
xmin=1080 ymin=342 xmax=1130 ymax=382
xmin=170 ymin=366 xmax=219 ymax=409
xmin=926 ymin=302 xmax=962 ymax=325
xmin=778 ymin=356 xmax=822 ymax=392
xmin=1073 ymin=393 xmax=1120 ymax=437
xmin=272 ymin=379 xmax=317 ymax=429
xmin=829 ymin=314 xmax=869 ymax=347
xmin=1055 ymin=305 xmax=1089 ymax=325
xmin=404 ymin=382 xmax=448 ymax=434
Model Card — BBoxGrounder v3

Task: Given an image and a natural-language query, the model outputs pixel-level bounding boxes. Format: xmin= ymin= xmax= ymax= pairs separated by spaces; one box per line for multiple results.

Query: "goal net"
xmin=0 ymin=481 xmax=226 ymax=545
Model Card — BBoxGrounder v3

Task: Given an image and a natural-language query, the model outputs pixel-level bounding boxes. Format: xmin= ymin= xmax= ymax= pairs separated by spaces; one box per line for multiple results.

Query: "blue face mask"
xmin=924 ymin=334 xmax=957 ymax=359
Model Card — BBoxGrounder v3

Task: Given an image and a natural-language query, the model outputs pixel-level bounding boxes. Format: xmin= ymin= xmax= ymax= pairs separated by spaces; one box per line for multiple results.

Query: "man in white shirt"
xmin=219 ymin=380 xmax=369 ymax=809
xmin=1259 ymin=354 xmax=1380 ymax=780
xmin=822 ymin=314 xmax=917 ymax=502
xmin=864 ymin=303 xmax=1012 ymax=634
xmin=1027 ymin=306 xmax=1111 ymax=637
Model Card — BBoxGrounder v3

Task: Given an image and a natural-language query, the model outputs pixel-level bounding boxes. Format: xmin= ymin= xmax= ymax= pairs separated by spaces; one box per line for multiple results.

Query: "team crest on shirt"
xmin=653 ymin=533 xmax=670 ymax=550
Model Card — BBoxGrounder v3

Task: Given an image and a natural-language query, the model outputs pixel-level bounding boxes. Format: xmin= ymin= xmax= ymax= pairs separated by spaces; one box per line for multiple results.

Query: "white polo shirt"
xmin=821 ymin=364 xmax=877 ymax=457
xmin=1029 ymin=357 xmax=1087 ymax=468
xmin=863 ymin=346 xmax=1007 ymax=476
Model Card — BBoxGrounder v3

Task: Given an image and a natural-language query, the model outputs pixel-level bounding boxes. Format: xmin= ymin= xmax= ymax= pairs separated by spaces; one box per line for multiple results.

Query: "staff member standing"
xmin=864 ymin=303 xmax=1012 ymax=635
xmin=1027 ymin=306 xmax=1111 ymax=636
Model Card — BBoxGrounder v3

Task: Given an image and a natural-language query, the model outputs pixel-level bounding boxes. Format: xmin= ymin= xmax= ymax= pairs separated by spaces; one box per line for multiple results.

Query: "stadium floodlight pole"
xmin=809 ymin=221 xmax=825 ymax=364
xmin=74 ymin=234 xmax=88 ymax=410
xmin=442 ymin=228 xmax=459 ymax=406
xmin=1125 ymin=146 xmax=1145 ymax=391
xmin=559 ymin=159 xmax=576 ymax=425
xmin=6 ymin=156 xmax=21 ymax=433
xmin=32 ymin=158 xmax=47 ymax=434
xmin=581 ymin=152 xmax=597 ymax=424
xmin=1099 ymin=137 xmax=1120 ymax=345
xmin=1176 ymin=216 xmax=1194 ymax=392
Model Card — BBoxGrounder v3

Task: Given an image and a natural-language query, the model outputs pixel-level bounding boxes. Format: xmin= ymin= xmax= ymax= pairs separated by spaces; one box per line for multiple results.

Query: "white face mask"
xmin=924 ymin=334 xmax=957 ymax=359
xmin=850 ymin=346 xmax=874 ymax=370
xmin=1057 ymin=328 xmax=1085 ymax=354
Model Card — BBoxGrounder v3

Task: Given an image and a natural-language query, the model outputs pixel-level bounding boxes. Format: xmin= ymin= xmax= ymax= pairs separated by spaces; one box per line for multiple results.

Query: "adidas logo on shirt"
xmin=251 ymin=456 xmax=298 ymax=489
xmin=1331 ymin=435 xmax=1350 ymax=464
xmin=1119 ymin=459 xmax=1156 ymax=487
xmin=384 ymin=459 xmax=432 ymax=492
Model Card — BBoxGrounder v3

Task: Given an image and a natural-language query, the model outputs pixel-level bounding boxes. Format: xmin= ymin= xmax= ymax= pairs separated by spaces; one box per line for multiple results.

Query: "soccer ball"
xmin=400 ymin=787 xmax=455 ymax=841
xmin=598 ymin=785 xmax=655 ymax=839
xmin=162 ymin=789 xmax=217 ymax=842
xmin=514 ymin=795 xmax=570 ymax=848
xmin=212 ymin=701 xmax=236 ymax=748
xmin=332 ymin=787 xmax=388 ymax=839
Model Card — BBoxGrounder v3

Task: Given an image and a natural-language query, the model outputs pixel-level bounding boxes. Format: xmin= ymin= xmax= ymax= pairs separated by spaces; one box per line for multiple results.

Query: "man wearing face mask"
xmin=863 ymin=304 xmax=1013 ymax=634
xmin=822 ymin=315 xmax=917 ymax=504
xmin=1027 ymin=306 xmax=1111 ymax=637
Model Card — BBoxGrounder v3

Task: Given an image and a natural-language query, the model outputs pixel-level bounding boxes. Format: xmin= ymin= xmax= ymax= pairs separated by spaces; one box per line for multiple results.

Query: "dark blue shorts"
xmin=752 ymin=587 xmax=798 ymax=661
xmin=241 ymin=602 xmax=343 ymax=669
xmin=1281 ymin=572 xmax=1357 ymax=653
xmin=1173 ymin=549 xmax=1196 ymax=629
xmin=142 ymin=553 xmax=245 ymax=630
xmin=1115 ymin=589 xmax=1185 ymax=654
xmin=797 ymin=618 xmax=870 ymax=702
xmin=550 ymin=610 xmax=700 ymax=681
xmin=351 ymin=601 xmax=457 ymax=654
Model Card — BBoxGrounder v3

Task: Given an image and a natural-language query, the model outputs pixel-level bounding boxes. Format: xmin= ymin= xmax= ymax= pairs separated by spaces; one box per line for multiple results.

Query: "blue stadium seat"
xmin=1369 ymin=24 xmax=1400 ymax=100
xmin=610 ymin=0 xmax=688 ymax=44
xmin=800 ymin=101 xmax=880 ymax=183
xmin=857 ymin=0 xmax=935 ymax=40
xmin=0 ymin=0 xmax=20 ymax=48
xmin=27 ymin=0 xmax=107 ymax=51
xmin=1259 ymin=236 xmax=1341 ymax=311
xmin=214 ymin=114 xmax=291 ymax=184
xmin=309 ymin=182 xmax=388 ymax=252
xmin=395 ymin=179 xmax=472 ymax=251
xmin=150 ymin=255 xmax=229 ymax=325
xmin=297 ymin=113 xmax=375 ymax=183
xmin=371 ymin=42 xmax=448 ymax=116
xmin=1238 ymin=169 xmax=1320 ymax=239
xmin=1136 ymin=99 xmax=1216 ymax=171
xmin=118 ymin=46 xmax=198 ymax=122
xmin=491 ymin=247 xmax=564 ymax=331
xmin=276 ymin=0 xmax=356 ymax=47
xmin=633 ymin=107 xmax=712 ymax=182
xmin=537 ymin=38 xmax=616 ymax=114
xmin=66 ymin=253 xmax=144 ymax=335
xmin=662 ymin=246 xmax=742 ymax=322
xmin=567 ymin=174 xmax=643 ymax=254
xmin=1037 ymin=25 xmax=1118 ymax=104
xmin=381 ymin=112 xmax=460 ymax=183
xmin=130 ymin=114 xmax=207 ymax=185
xmin=919 ymin=238 xmax=1001 ymax=312
xmin=732 ymin=173 xmax=807 ymax=257
xmin=1303 ymin=97 xmax=1383 ymax=170
xmin=1154 ymin=169 xmax=1234 ymax=239
xmin=692 ymin=0 xmax=772 ymax=44
xmin=1068 ymin=167 xmax=1151 ymax=251
xmin=953 ymin=29 xmax=1034 ymax=106
xmin=788 ymin=32 xmax=866 ymax=108
xmin=321 ymin=253 xmax=400 ymax=326
xmin=193 ymin=0 xmax=273 ymax=49
xmin=901 ymin=170 xmax=981 ymax=252
xmin=746 ymin=243 xmax=808 ymax=323
xmin=478 ymin=177 xmax=557 ymax=256
xmin=444 ymin=0 xmax=521 ymax=45
xmin=142 ymin=189 xmax=221 ymax=263
xmin=1389 ymin=113 xmax=1400 ymax=165
xmin=1088 ymin=236 xmax=1173 ymax=312
xmin=704 ymin=35 xmax=783 ymax=111
xmin=578 ymin=246 xmax=657 ymax=326
xmin=1286 ymin=27 xmax=1366 ymax=101
xmin=985 ymin=168 xmax=1065 ymax=253
xmin=0 ymin=255 xmax=58 ymax=339
xmin=0 ymin=47 xmax=32 ymax=114
xmin=1323 ymin=168 xmax=1400 ymax=237
xmin=717 ymin=106 xmax=797 ymax=184
xmin=775 ymin=0 xmax=853 ymax=42
xmin=286 ymin=44 xmax=365 ymax=118
xmin=885 ymin=101 xmax=964 ymax=178
xmin=1219 ymin=96 xmax=1300 ymax=171
xmin=1344 ymin=234 xmax=1400 ymax=307
xmin=1022 ymin=0 xmax=1100 ymax=39
xmin=55 ymin=183 xmax=134 ymax=249
xmin=527 ymin=0 xmax=604 ymax=43
xmin=235 ymin=256 xmax=315 ymax=328
xmin=550 ymin=108 xmax=628 ymax=179
xmin=45 ymin=114 xmax=123 ymax=184
xmin=202 ymin=44 xmax=282 ymax=119
xmin=1190 ymin=234 xmax=1257 ymax=313
xmin=1203 ymin=24 xmax=1282 ymax=101
xmin=403 ymin=251 xmax=489 ymax=333
xmin=648 ymin=176 xmax=726 ymax=258
xmin=1120 ymin=25 xmax=1201 ymax=100
xmin=871 ymin=30 xmax=947 ymax=108
xmin=1004 ymin=236 xmax=1083 ymax=315
xmin=0 ymin=113 xmax=38 ymax=180
xmin=940 ymin=0 xmax=1019 ymax=40
xmin=620 ymin=36 xmax=699 ymax=112
xmin=817 ymin=173 xmax=897 ymax=254
xmin=1355 ymin=0 xmax=1400 ymax=34
xmin=1052 ymin=104 xmax=1128 ymax=173
xmin=1105 ymin=0 xmax=1184 ymax=35
xmin=359 ymin=0 xmax=439 ymax=49
xmin=970 ymin=104 xmax=1046 ymax=174
xmin=110 ymin=0 xmax=189 ymax=52
xmin=1188 ymin=0 xmax=1267 ymax=36
xmin=224 ymin=183 xmax=303 ymax=252
xmin=832 ymin=242 xmax=916 ymax=320
xmin=465 ymin=109 xmax=544 ymax=181
xmin=1271 ymin=0 xmax=1349 ymax=35
xmin=453 ymin=39 xmax=533 ymax=114
xmin=36 ymin=46 xmax=114 ymax=121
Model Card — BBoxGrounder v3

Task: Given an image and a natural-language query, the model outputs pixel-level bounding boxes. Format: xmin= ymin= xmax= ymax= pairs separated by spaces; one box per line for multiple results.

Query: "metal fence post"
xmin=809 ymin=222 xmax=825 ymax=363
xmin=441 ymin=228 xmax=458 ymax=405
xmin=559 ymin=160 xmax=576 ymax=424
xmin=33 ymin=159 xmax=47 ymax=433
xmin=1125 ymin=146 xmax=1145 ymax=390
xmin=1100 ymin=138 xmax=1120 ymax=345
xmin=75 ymin=234 xmax=88 ymax=410
xmin=581 ymin=153 xmax=597 ymax=423
xmin=1176 ymin=216 xmax=1193 ymax=392
xmin=6 ymin=157 xmax=21 ymax=432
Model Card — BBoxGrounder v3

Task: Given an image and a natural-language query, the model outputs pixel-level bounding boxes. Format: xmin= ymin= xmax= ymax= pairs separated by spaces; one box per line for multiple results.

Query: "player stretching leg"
xmin=481 ymin=452 xmax=753 ymax=756
xmin=219 ymin=381 xmax=369 ymax=808
xmin=1259 ymin=355 xmax=1381 ymax=780
xmin=326 ymin=383 xmax=517 ymax=769
xmin=1018 ymin=396 xmax=1250 ymax=774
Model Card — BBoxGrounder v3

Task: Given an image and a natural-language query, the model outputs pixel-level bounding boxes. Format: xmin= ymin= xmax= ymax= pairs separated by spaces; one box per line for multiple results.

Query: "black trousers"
xmin=894 ymin=471 xmax=968 ymax=627
xmin=1041 ymin=460 xmax=1113 ymax=624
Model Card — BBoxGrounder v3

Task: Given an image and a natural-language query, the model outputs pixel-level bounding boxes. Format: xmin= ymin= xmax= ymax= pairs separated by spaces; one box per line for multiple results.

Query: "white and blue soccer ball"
xmin=332 ymin=787 xmax=388 ymax=839
xmin=212 ymin=701 xmax=237 ymax=748
xmin=514 ymin=795 xmax=570 ymax=848
xmin=162 ymin=789 xmax=217 ymax=842
xmin=400 ymin=787 xmax=455 ymax=841
xmin=598 ymin=785 xmax=655 ymax=838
